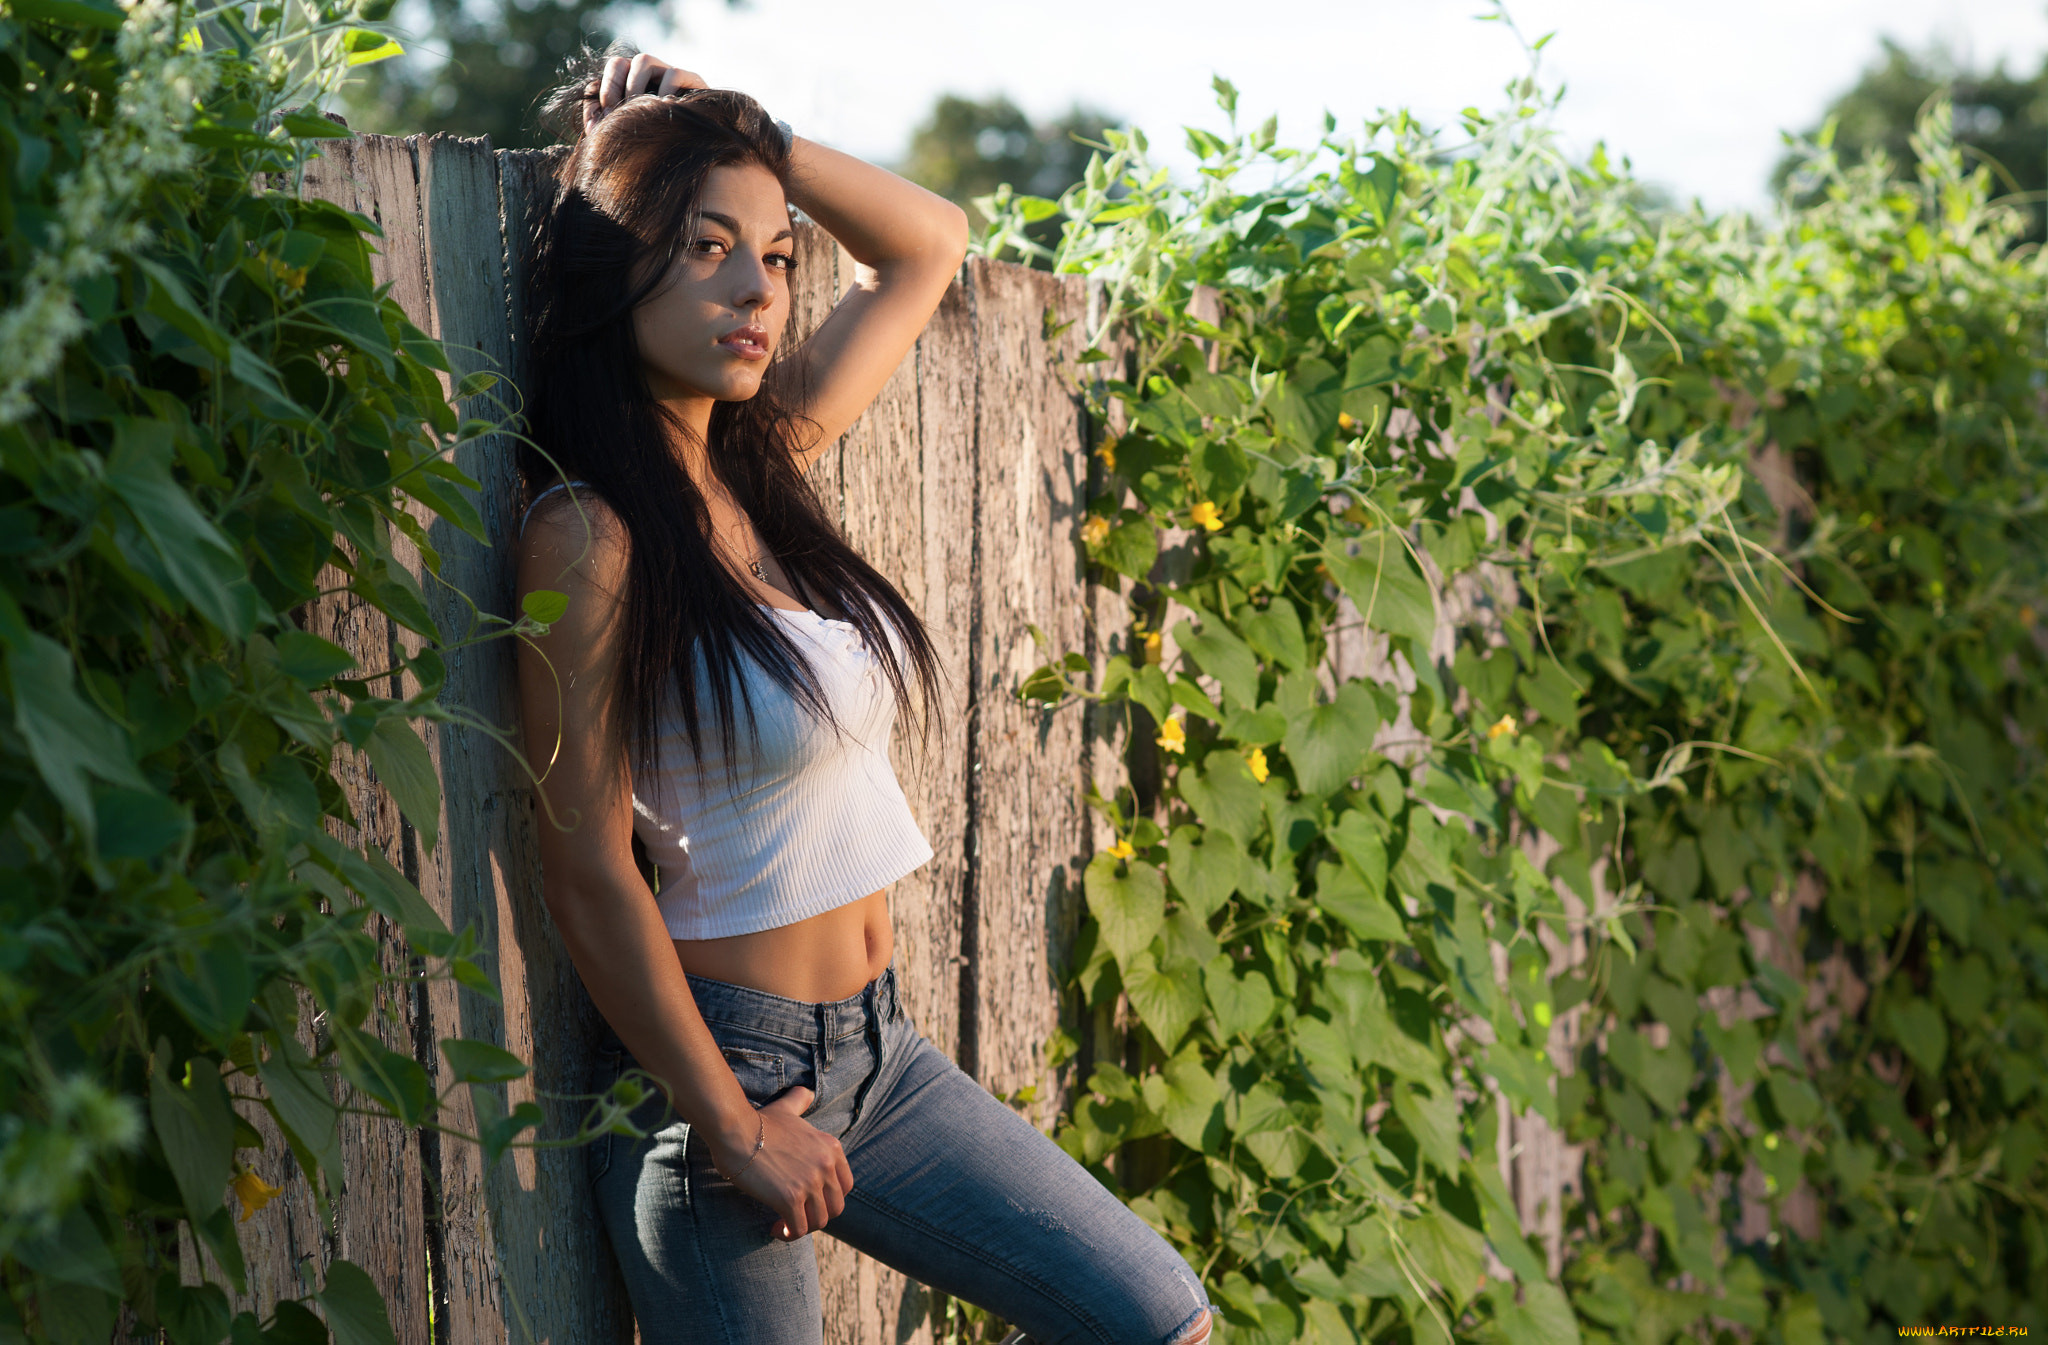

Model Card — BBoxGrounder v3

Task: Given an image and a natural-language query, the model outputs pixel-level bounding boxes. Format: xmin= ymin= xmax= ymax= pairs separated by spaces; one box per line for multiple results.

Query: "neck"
xmin=657 ymin=391 xmax=717 ymax=483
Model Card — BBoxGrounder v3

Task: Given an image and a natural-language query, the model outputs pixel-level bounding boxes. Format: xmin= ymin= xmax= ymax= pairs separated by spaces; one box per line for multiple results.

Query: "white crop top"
xmin=522 ymin=481 xmax=933 ymax=939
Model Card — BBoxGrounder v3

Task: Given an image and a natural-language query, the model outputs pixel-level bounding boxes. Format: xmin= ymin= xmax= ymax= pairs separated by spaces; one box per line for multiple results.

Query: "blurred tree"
xmin=1778 ymin=40 xmax=2048 ymax=239
xmin=901 ymin=94 xmax=1120 ymax=237
xmin=342 ymin=2 xmax=708 ymax=148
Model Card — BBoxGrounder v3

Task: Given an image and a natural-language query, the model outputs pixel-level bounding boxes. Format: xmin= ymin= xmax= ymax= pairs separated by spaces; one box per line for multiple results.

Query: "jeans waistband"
xmin=683 ymin=964 xmax=900 ymax=1044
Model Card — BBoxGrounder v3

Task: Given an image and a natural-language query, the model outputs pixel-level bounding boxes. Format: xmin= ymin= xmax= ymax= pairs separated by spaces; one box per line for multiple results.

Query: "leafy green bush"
xmin=0 ymin=1 xmax=582 ymax=1339
xmin=988 ymin=70 xmax=2047 ymax=1344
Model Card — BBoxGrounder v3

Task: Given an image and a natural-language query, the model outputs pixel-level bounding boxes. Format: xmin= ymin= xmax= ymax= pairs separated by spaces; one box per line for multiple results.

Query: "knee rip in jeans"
xmin=1167 ymin=1306 xmax=1213 ymax=1345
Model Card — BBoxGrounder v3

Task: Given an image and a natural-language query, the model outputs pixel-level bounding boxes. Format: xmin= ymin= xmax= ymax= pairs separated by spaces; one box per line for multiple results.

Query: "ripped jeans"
xmin=589 ymin=966 xmax=1212 ymax=1345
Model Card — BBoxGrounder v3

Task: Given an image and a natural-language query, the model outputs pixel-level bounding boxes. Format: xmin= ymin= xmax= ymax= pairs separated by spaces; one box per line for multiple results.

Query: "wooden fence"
xmin=210 ymin=130 xmax=1125 ymax=1344
xmin=220 ymin=127 xmax=1594 ymax=1344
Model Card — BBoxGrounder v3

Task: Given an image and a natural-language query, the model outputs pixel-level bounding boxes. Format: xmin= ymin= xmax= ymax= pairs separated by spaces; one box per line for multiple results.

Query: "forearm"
xmin=547 ymin=874 xmax=758 ymax=1156
xmin=784 ymin=136 xmax=968 ymax=277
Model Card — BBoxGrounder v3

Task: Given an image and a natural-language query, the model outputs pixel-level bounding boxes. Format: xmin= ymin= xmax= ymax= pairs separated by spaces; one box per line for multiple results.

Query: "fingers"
xmin=599 ymin=55 xmax=630 ymax=111
xmin=836 ymin=1149 xmax=855 ymax=1197
xmin=625 ymin=52 xmax=661 ymax=101
xmin=762 ymin=1084 xmax=815 ymax=1115
xmin=585 ymin=55 xmax=704 ymax=130
xmin=656 ymin=64 xmax=706 ymax=96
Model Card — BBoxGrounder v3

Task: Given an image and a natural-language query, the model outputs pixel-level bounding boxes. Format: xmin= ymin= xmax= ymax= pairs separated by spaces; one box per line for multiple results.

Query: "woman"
xmin=513 ymin=50 xmax=1215 ymax=1345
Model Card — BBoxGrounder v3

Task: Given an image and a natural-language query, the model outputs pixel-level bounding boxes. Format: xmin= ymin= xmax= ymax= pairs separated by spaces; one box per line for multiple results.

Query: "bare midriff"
xmin=672 ymin=888 xmax=894 ymax=1004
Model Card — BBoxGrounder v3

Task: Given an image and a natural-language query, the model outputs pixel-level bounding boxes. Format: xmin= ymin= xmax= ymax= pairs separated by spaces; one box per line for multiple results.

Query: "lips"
xmin=716 ymin=324 xmax=770 ymax=360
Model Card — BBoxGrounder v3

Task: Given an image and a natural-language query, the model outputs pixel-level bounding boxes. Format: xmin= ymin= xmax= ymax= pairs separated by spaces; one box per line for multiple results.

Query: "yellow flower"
xmin=1337 ymin=411 xmax=1357 ymax=432
xmin=1189 ymin=500 xmax=1224 ymax=532
xmin=1244 ymin=746 xmax=1270 ymax=783
xmin=1156 ymin=716 xmax=1186 ymax=754
xmin=1486 ymin=714 xmax=1518 ymax=740
xmin=1142 ymin=630 xmax=1162 ymax=665
xmin=1107 ymin=838 xmax=1135 ymax=860
xmin=233 ymin=1169 xmax=283 ymax=1222
xmin=1081 ymin=515 xmax=1111 ymax=547
xmin=1095 ymin=437 xmax=1118 ymax=473
xmin=2023 ymin=604 xmax=2039 ymax=629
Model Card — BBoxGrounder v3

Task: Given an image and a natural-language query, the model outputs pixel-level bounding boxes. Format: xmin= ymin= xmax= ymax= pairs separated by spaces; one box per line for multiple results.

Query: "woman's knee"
xmin=1166 ymin=1305 xmax=1212 ymax=1345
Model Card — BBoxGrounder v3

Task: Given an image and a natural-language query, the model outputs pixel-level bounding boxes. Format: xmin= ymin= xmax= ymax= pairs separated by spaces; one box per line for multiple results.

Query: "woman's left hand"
xmin=587 ymin=53 xmax=706 ymax=130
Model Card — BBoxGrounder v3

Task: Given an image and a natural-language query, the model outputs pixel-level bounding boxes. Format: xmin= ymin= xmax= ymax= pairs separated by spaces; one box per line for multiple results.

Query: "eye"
xmin=689 ymin=236 xmax=729 ymax=257
xmin=766 ymin=250 xmax=796 ymax=272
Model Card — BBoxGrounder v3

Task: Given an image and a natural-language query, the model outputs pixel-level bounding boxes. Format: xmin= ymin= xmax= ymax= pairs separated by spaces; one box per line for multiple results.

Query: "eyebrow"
xmin=698 ymin=210 xmax=794 ymax=244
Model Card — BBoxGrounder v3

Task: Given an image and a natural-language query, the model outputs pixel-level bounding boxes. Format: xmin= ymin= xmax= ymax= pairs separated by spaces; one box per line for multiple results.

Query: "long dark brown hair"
xmin=522 ymin=57 xmax=939 ymax=772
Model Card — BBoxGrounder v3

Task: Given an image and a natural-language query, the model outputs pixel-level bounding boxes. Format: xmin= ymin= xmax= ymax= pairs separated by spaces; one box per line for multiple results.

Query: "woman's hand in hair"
xmin=713 ymin=1085 xmax=857 ymax=1240
xmin=586 ymin=52 xmax=705 ymax=130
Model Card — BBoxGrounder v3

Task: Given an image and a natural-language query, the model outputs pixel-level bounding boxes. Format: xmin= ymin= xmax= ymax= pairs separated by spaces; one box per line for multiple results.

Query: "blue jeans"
xmin=589 ymin=966 xmax=1212 ymax=1344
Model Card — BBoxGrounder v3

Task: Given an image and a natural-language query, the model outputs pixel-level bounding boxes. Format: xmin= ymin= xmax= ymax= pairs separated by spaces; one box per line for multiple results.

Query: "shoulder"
xmin=517 ymin=484 xmax=630 ymax=611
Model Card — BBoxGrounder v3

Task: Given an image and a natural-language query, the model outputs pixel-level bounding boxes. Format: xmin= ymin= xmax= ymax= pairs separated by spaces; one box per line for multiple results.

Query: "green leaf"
xmin=1283 ymin=680 xmax=1381 ymax=797
xmin=95 ymin=787 xmax=192 ymax=859
xmin=1171 ymin=616 xmax=1260 ymax=709
xmin=108 ymin=419 xmax=261 ymax=637
xmin=521 ymin=589 xmax=569 ymax=625
xmin=1492 ymin=1281 xmax=1582 ymax=1345
xmin=1201 ymin=954 xmax=1276 ymax=1038
xmin=1097 ymin=514 xmax=1159 ymax=579
xmin=1166 ymin=824 xmax=1241 ymax=919
xmin=5 ymin=632 xmax=150 ymax=845
xmin=1888 ymin=997 xmax=1948 ymax=1076
xmin=1142 ymin=1046 xmax=1225 ymax=1153
xmin=8 ymin=0 xmax=124 ymax=27
xmin=1393 ymin=1084 xmax=1460 ymax=1171
xmin=1123 ymin=952 xmax=1207 ymax=1051
xmin=258 ymin=1035 xmax=344 ymax=1198
xmin=1293 ymin=1015 xmax=1358 ymax=1098
xmin=1403 ymin=1209 xmax=1487 ymax=1308
xmin=1323 ymin=536 xmax=1435 ymax=645
xmin=318 ymin=1260 xmax=400 ymax=1345
xmin=1767 ymin=1072 xmax=1824 ymax=1130
xmin=440 ymin=1038 xmax=529 ymax=1086
xmin=134 ymin=258 xmax=231 ymax=359
xmin=1177 ymin=751 xmax=1265 ymax=846
xmin=159 ymin=937 xmax=253 ymax=1045
xmin=1083 ymin=853 xmax=1165 ymax=966
xmin=340 ymin=1037 xmax=434 ymax=1126
xmin=280 ymin=110 xmax=354 ymax=139
xmin=1482 ymin=1039 xmax=1558 ymax=1124
xmin=364 ymin=718 xmax=440 ymax=854
xmin=1315 ymin=859 xmax=1407 ymax=944
xmin=276 ymin=631 xmax=356 ymax=687
xmin=342 ymin=28 xmax=404 ymax=64
xmin=150 ymin=1045 xmax=235 ymax=1225
xmin=306 ymin=832 xmax=452 ymax=948
xmin=14 ymin=1207 xmax=121 ymax=1293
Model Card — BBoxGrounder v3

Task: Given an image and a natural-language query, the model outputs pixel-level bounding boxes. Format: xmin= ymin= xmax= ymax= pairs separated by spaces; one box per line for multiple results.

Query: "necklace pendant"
xmin=749 ymin=559 xmax=766 ymax=580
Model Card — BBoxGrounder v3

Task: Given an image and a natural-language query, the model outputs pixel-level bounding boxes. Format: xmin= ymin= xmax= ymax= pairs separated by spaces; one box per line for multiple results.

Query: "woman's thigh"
xmin=589 ymin=1041 xmax=823 ymax=1345
xmin=828 ymin=1034 xmax=1210 ymax=1345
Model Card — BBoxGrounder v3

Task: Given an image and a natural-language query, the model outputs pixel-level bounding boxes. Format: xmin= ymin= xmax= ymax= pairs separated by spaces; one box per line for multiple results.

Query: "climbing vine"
xmin=987 ymin=60 xmax=2047 ymax=1345
xmin=0 ymin=1 xmax=631 ymax=1340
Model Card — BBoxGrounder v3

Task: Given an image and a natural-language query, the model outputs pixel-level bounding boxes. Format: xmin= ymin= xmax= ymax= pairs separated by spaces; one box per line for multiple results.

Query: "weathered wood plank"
xmin=296 ymin=133 xmax=437 ymax=1345
xmin=962 ymin=260 xmax=1096 ymax=1130
xmin=495 ymin=144 xmax=641 ymax=1343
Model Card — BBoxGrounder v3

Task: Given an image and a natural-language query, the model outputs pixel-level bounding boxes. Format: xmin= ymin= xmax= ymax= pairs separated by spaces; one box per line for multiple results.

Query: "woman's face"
xmin=631 ymin=162 xmax=794 ymax=405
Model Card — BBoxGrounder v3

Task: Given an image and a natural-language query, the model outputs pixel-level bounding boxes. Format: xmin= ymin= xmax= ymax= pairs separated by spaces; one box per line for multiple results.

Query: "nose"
xmin=730 ymin=250 xmax=775 ymax=313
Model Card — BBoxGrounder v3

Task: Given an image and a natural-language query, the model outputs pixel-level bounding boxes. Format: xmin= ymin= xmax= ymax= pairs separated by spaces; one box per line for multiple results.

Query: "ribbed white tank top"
xmin=523 ymin=482 xmax=932 ymax=939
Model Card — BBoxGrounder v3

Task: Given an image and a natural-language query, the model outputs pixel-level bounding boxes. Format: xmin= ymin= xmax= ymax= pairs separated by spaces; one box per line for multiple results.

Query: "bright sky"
xmin=617 ymin=0 xmax=2048 ymax=214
